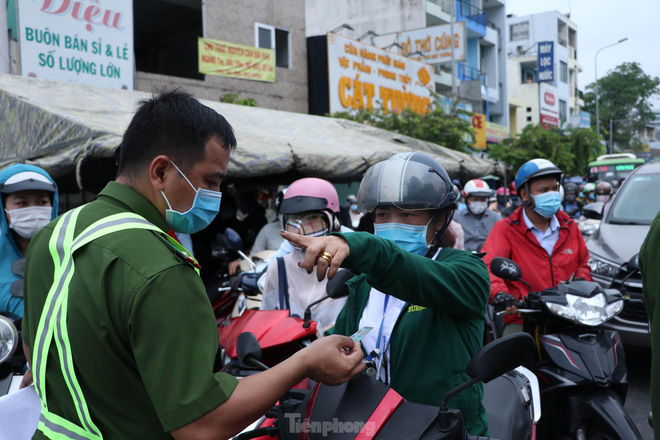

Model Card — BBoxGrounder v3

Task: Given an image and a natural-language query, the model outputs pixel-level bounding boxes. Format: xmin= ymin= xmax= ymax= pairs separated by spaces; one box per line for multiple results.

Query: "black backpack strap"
xmin=277 ymin=257 xmax=290 ymax=311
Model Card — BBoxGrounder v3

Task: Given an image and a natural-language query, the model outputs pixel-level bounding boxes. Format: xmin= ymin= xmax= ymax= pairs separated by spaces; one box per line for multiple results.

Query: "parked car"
xmin=584 ymin=161 xmax=660 ymax=349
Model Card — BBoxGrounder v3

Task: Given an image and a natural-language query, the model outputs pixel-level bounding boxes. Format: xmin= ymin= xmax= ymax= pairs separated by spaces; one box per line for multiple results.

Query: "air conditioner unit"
xmin=516 ymin=45 xmax=525 ymax=55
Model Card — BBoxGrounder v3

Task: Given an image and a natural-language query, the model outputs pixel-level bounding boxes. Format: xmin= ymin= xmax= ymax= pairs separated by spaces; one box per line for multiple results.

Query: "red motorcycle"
xmin=217 ymin=269 xmax=353 ymax=376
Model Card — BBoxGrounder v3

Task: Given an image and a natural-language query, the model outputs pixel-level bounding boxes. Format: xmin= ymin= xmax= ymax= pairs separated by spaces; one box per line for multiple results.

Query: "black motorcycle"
xmin=489 ymin=257 xmax=643 ymax=439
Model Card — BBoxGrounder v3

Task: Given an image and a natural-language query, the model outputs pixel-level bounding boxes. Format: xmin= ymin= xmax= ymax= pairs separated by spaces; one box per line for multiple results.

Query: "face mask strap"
xmin=160 ymin=190 xmax=174 ymax=211
xmin=427 ymin=210 xmax=453 ymax=256
xmin=170 ymin=161 xmax=198 ymax=193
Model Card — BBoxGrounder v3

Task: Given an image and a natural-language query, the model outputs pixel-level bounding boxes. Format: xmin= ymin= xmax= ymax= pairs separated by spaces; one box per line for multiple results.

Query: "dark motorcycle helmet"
xmin=563 ymin=182 xmax=579 ymax=194
xmin=357 ymin=152 xmax=458 ymax=213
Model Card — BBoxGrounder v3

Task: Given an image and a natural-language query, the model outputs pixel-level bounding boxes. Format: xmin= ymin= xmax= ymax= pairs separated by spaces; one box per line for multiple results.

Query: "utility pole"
xmin=594 ymin=38 xmax=628 ymax=138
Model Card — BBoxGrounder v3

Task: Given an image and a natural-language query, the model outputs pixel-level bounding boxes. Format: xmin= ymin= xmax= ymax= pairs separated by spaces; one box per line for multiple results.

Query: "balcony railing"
xmin=457 ymin=0 xmax=486 ymax=27
xmin=459 ymin=62 xmax=486 ymax=85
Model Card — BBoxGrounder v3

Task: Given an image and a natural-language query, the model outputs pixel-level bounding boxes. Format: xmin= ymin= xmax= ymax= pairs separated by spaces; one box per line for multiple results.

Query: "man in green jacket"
xmin=640 ymin=209 xmax=660 ymax=439
xmin=283 ymin=152 xmax=491 ymax=436
xmin=21 ymin=90 xmax=364 ymax=440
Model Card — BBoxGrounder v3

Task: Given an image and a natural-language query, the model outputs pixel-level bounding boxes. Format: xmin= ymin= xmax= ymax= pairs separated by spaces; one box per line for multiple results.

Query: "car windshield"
xmin=607 ymin=172 xmax=660 ymax=225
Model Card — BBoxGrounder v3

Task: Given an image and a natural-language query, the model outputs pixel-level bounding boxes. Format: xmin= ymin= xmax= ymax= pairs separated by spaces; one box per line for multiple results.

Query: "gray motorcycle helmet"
xmin=357 ymin=152 xmax=458 ymax=213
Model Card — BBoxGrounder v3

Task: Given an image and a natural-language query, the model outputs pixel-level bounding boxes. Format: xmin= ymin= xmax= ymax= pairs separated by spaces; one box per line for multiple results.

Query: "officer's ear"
xmin=149 ymin=155 xmax=173 ymax=191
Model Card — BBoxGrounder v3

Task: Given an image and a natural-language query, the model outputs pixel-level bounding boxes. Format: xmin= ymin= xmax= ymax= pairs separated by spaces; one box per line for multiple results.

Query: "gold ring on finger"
xmin=320 ymin=252 xmax=333 ymax=263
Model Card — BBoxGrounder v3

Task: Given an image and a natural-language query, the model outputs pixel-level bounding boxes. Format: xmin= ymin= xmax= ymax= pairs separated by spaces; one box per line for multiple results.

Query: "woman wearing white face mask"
xmin=261 ymin=178 xmax=348 ymax=333
xmin=281 ymin=152 xmax=491 ymax=436
xmin=0 ymin=164 xmax=58 ymax=318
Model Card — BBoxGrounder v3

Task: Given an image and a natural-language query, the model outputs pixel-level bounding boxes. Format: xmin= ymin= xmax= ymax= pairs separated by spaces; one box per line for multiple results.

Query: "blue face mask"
xmin=350 ymin=203 xmax=358 ymax=212
xmin=161 ymin=162 xmax=222 ymax=234
xmin=373 ymin=222 xmax=430 ymax=255
xmin=531 ymin=191 xmax=562 ymax=219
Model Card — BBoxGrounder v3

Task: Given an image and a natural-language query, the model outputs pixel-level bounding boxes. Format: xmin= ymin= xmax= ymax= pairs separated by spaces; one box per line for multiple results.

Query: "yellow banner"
xmin=486 ymin=121 xmax=508 ymax=143
xmin=198 ymin=37 xmax=275 ymax=82
xmin=472 ymin=113 xmax=487 ymax=149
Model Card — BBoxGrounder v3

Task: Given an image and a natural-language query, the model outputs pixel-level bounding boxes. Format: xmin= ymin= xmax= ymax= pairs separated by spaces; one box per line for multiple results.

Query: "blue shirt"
xmin=522 ymin=208 xmax=560 ymax=256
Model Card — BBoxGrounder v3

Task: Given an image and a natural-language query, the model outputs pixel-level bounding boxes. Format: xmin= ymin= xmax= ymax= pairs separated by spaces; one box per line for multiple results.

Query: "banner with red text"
xmin=327 ymin=33 xmax=434 ymax=115
xmin=198 ymin=37 xmax=275 ymax=82
xmin=18 ymin=0 xmax=134 ymax=90
xmin=472 ymin=113 xmax=487 ymax=149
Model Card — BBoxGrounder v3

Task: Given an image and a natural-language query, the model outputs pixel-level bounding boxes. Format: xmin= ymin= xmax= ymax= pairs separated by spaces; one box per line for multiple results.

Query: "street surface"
xmin=624 ymin=348 xmax=653 ymax=439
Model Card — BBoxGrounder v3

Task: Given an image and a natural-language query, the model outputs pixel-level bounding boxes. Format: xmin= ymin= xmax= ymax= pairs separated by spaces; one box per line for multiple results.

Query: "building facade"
xmin=5 ymin=0 xmax=308 ymax=113
xmin=507 ymin=11 xmax=583 ymax=134
xmin=306 ymin=0 xmax=509 ymax=129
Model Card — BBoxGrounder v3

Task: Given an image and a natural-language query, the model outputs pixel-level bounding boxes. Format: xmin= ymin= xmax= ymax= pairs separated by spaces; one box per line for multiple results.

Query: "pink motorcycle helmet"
xmin=280 ymin=177 xmax=341 ymax=231
xmin=496 ymin=187 xmax=510 ymax=196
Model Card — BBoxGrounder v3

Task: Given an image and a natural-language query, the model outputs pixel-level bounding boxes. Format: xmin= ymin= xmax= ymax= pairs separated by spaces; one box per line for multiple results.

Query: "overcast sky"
xmin=506 ymin=0 xmax=660 ymax=108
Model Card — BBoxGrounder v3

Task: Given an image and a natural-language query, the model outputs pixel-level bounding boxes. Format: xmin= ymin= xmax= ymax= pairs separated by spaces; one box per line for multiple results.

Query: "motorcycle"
xmin=218 ymin=269 xmax=355 ymax=377
xmin=0 ymin=314 xmax=24 ymax=396
xmin=221 ymin=270 xmax=540 ymax=440
xmin=489 ymin=256 xmax=643 ymax=439
xmin=234 ymin=331 xmax=536 ymax=440
xmin=207 ymin=228 xmax=271 ymax=322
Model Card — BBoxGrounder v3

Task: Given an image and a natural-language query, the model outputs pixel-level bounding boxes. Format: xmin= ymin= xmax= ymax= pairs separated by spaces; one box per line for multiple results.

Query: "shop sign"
xmin=472 ymin=113 xmax=487 ymax=149
xmin=537 ymin=41 xmax=554 ymax=82
xmin=327 ymin=33 xmax=434 ymax=115
xmin=18 ymin=0 xmax=134 ymax=89
xmin=393 ymin=22 xmax=466 ymax=64
xmin=539 ymin=82 xmax=559 ymax=128
xmin=198 ymin=37 xmax=275 ymax=82
xmin=486 ymin=121 xmax=508 ymax=143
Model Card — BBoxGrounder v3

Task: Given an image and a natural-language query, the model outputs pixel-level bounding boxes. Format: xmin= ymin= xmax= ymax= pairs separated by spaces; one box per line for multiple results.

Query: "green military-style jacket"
xmin=23 ymin=182 xmax=238 ymax=439
xmin=330 ymin=232 xmax=490 ymax=436
xmin=640 ymin=209 xmax=660 ymax=437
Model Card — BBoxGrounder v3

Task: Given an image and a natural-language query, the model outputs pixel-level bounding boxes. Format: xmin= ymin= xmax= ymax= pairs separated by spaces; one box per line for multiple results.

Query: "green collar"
xmin=97 ymin=181 xmax=170 ymax=232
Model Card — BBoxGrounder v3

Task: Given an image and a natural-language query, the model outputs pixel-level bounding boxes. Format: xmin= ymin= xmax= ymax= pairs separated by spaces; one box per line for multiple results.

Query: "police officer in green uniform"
xmin=21 ymin=90 xmax=364 ymax=440
xmin=283 ymin=152 xmax=491 ymax=436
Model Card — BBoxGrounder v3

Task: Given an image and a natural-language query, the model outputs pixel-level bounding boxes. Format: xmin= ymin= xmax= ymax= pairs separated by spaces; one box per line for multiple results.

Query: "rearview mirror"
xmin=467 ymin=333 xmax=534 ymax=383
xmin=225 ymin=228 xmax=243 ymax=252
xmin=582 ymin=202 xmax=604 ymax=220
xmin=627 ymin=254 xmax=640 ymax=272
xmin=490 ymin=257 xmax=522 ymax=281
xmin=326 ymin=270 xmax=355 ymax=299
xmin=236 ymin=332 xmax=262 ymax=367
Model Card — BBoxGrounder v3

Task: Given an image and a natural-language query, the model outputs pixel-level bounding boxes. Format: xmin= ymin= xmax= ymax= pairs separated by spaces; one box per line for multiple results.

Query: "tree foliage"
xmin=220 ymin=93 xmax=257 ymax=107
xmin=487 ymin=124 xmax=604 ymax=177
xmin=330 ymin=100 xmax=475 ymax=153
xmin=583 ymin=62 xmax=660 ymax=148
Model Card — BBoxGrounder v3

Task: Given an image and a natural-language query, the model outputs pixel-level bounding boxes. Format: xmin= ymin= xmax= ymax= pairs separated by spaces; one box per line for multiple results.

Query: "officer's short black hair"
xmin=116 ymin=88 xmax=236 ymax=179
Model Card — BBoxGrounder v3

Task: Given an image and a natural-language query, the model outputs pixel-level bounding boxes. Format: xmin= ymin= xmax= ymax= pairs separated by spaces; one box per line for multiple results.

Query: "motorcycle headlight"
xmin=588 ymin=255 xmax=620 ymax=278
xmin=0 ymin=315 xmax=18 ymax=364
xmin=546 ymin=293 xmax=610 ymax=326
xmin=605 ymin=299 xmax=624 ymax=319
